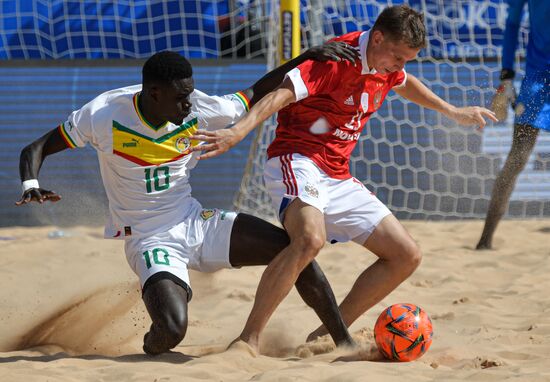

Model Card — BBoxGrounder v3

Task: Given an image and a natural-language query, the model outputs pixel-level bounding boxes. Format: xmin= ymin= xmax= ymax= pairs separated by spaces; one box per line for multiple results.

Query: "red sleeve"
xmin=391 ymin=69 xmax=407 ymax=88
xmin=296 ymin=59 xmax=341 ymax=97
xmin=330 ymin=31 xmax=362 ymax=44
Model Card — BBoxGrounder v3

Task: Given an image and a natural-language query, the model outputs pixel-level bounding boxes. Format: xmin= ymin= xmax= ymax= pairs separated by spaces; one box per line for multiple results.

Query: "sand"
xmin=1 ymin=220 xmax=550 ymax=381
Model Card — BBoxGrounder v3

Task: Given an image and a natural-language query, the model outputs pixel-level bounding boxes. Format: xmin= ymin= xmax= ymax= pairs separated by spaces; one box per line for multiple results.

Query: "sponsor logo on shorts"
xmin=304 ymin=183 xmax=319 ymax=198
xmin=200 ymin=209 xmax=216 ymax=220
xmin=175 ymin=137 xmax=191 ymax=153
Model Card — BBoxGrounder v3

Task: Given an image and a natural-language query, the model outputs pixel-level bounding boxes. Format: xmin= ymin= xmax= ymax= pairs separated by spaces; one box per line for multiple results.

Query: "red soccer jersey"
xmin=267 ymin=31 xmax=407 ymax=179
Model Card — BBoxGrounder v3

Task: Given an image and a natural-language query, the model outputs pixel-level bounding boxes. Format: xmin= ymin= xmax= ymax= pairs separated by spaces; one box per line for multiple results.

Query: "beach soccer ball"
xmin=374 ymin=303 xmax=433 ymax=362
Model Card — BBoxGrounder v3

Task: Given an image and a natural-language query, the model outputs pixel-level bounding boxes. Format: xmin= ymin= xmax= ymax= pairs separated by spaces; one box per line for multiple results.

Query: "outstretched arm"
xmin=191 ymin=76 xmax=297 ymax=159
xmin=15 ymin=127 xmax=70 ymax=206
xmin=191 ymin=42 xmax=357 ymax=159
xmin=393 ymin=73 xmax=498 ymax=129
xmin=244 ymin=41 xmax=359 ymax=107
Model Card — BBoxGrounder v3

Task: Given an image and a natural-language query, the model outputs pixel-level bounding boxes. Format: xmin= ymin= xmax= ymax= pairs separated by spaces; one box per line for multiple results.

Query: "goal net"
xmin=0 ymin=0 xmax=270 ymax=59
xmin=1 ymin=1 xmax=547 ymax=221
xmin=235 ymin=0 xmax=550 ymax=220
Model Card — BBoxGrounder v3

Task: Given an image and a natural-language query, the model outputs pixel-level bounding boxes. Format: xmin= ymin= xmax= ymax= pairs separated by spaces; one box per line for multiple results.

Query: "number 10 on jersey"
xmin=145 ymin=166 xmax=170 ymax=193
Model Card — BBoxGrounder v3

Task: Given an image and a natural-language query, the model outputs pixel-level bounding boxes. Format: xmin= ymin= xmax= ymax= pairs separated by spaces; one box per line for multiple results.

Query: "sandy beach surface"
xmin=1 ymin=220 xmax=549 ymax=381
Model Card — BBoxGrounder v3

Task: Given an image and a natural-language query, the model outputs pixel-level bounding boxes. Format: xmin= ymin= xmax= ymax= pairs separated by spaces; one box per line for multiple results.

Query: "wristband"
xmin=22 ymin=179 xmax=40 ymax=193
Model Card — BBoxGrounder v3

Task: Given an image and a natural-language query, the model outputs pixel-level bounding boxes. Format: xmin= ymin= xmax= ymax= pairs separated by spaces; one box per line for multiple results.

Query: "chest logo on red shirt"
xmin=344 ymin=95 xmax=354 ymax=106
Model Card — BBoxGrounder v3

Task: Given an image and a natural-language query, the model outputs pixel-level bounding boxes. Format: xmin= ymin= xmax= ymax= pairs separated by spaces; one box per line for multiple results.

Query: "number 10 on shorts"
xmin=143 ymin=248 xmax=171 ymax=269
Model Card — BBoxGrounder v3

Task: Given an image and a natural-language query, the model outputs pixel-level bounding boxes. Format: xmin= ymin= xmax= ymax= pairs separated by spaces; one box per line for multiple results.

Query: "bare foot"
xmin=227 ymin=338 xmax=258 ymax=357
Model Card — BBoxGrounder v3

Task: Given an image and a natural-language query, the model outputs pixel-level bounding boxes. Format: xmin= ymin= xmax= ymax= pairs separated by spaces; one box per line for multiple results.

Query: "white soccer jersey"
xmin=58 ymin=84 xmax=250 ymax=239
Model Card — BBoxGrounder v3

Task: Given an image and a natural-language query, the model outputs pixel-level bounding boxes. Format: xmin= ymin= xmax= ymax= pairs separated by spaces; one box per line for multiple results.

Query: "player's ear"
xmin=371 ymin=30 xmax=384 ymax=46
xmin=148 ymin=84 xmax=162 ymax=103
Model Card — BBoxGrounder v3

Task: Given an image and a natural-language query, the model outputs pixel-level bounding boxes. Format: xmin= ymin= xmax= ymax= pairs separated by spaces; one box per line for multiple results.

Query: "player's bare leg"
xmin=307 ymin=214 xmax=421 ymax=341
xmin=235 ymin=199 xmax=327 ymax=352
xmin=476 ymin=123 xmax=539 ymax=250
xmin=229 ymin=213 xmax=353 ymax=347
xmin=142 ymin=276 xmax=189 ymax=355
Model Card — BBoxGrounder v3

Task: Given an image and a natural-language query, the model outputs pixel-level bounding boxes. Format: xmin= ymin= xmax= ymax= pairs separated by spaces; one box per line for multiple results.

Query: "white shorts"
xmin=264 ymin=154 xmax=391 ymax=244
xmin=124 ymin=205 xmax=237 ymax=299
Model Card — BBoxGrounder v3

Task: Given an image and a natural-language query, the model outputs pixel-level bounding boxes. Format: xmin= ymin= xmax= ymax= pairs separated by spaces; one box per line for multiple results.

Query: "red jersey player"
xmin=192 ymin=5 xmax=497 ymax=352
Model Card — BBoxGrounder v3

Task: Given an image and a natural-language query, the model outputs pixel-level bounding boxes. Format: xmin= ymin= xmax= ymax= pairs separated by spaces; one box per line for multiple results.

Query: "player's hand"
xmin=491 ymin=79 xmax=516 ymax=121
xmin=448 ymin=106 xmax=498 ymax=130
xmin=306 ymin=41 xmax=360 ymax=66
xmin=15 ymin=188 xmax=61 ymax=206
xmin=189 ymin=128 xmax=242 ymax=160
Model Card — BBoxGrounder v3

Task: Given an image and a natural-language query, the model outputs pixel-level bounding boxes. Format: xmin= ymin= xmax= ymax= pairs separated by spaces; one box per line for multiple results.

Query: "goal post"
xmin=234 ymin=0 xmax=550 ymax=220
xmin=279 ymin=0 xmax=300 ymax=64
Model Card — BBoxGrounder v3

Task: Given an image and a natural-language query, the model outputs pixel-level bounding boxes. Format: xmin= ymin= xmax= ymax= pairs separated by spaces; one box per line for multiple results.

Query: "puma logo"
xmin=122 ymin=138 xmax=140 ymax=148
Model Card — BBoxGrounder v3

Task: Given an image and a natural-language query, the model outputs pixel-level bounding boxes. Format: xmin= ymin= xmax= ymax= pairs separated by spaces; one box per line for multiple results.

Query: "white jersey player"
xmin=57 ymin=83 xmax=251 ymax=294
xmin=59 ymin=84 xmax=249 ymax=240
xmin=16 ymin=48 xmax=361 ymax=355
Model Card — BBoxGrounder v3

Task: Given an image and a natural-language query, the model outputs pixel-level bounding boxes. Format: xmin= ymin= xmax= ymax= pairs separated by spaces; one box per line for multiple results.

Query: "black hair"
xmin=372 ymin=5 xmax=426 ymax=49
xmin=142 ymin=51 xmax=193 ymax=85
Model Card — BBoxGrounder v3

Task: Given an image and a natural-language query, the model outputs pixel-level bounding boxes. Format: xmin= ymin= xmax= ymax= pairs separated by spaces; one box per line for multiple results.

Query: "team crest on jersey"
xmin=200 ymin=209 xmax=216 ymax=220
xmin=304 ymin=183 xmax=319 ymax=198
xmin=175 ymin=137 xmax=191 ymax=153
